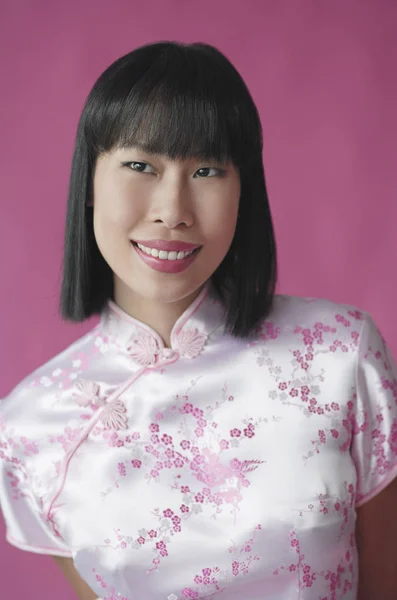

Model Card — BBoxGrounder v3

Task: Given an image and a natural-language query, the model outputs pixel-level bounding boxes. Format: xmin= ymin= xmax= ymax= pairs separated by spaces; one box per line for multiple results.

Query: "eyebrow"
xmin=120 ymin=144 xmax=178 ymax=161
xmin=120 ymin=143 xmax=158 ymax=155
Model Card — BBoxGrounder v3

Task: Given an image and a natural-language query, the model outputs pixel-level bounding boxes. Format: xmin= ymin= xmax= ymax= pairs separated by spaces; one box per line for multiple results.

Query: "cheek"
xmin=93 ymin=170 xmax=143 ymax=228
xmin=93 ymin=201 xmax=138 ymax=264
xmin=93 ymin=192 xmax=141 ymax=235
xmin=204 ymin=193 xmax=239 ymax=243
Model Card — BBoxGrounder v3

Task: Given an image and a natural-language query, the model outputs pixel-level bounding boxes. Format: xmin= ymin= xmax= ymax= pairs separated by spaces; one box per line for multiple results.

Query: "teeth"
xmin=136 ymin=243 xmax=196 ymax=260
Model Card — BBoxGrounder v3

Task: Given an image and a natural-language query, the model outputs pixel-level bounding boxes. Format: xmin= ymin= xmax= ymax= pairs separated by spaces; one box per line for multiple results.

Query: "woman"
xmin=1 ymin=41 xmax=396 ymax=600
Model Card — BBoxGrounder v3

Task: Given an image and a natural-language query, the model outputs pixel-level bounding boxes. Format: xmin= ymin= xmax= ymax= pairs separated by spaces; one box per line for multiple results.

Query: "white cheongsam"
xmin=1 ymin=285 xmax=397 ymax=600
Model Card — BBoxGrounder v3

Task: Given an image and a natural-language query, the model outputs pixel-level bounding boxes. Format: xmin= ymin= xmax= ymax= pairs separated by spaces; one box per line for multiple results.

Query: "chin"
xmin=143 ymin=280 xmax=207 ymax=304
xmin=115 ymin=274 xmax=208 ymax=307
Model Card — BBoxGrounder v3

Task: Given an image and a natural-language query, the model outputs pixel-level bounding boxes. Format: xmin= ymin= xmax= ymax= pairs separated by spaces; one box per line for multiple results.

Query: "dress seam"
xmin=45 ymin=363 xmax=158 ymax=529
xmin=355 ymin=459 xmax=397 ymax=507
xmin=6 ymin=532 xmax=73 ymax=556
xmin=45 ymin=351 xmax=181 ymax=533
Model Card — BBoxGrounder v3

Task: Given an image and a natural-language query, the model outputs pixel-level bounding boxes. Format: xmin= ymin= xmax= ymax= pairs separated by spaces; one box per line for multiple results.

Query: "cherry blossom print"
xmin=303 ymin=398 xmax=353 ymax=463
xmin=305 ymin=482 xmax=355 ymax=540
xmin=29 ymin=348 xmax=99 ymax=391
xmin=99 ymin=386 xmax=266 ymax=574
xmin=364 ymin=339 xmax=397 ymax=403
xmin=335 ymin=314 xmax=352 ymax=328
xmin=91 ymin=567 xmax=129 ymax=600
xmin=2 ymin=292 xmax=397 ymax=600
xmin=173 ymin=328 xmax=208 ymax=358
xmin=347 ymin=309 xmax=365 ymax=321
xmin=1 ymin=449 xmax=27 ymax=502
xmin=253 ymin=313 xmax=365 ymax=472
xmin=93 ymin=332 xmax=111 ymax=354
xmin=274 ymin=528 xmax=354 ymax=594
xmin=279 ymin=531 xmax=316 ymax=589
xmin=319 ymin=533 xmax=356 ymax=599
xmin=1 ymin=429 xmax=70 ymax=534
xmin=388 ymin=419 xmax=397 ymax=454
xmin=256 ymin=320 xmax=281 ymax=341
xmin=18 ymin=436 xmax=40 ymax=457
xmin=175 ymin=524 xmax=262 ymax=598
xmin=48 ymin=426 xmax=83 ymax=453
xmin=5 ymin=469 xmax=27 ymax=501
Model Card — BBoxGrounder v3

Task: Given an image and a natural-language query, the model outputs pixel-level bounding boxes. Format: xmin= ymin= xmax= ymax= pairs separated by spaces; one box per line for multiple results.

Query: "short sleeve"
xmin=0 ymin=432 xmax=71 ymax=556
xmin=352 ymin=312 xmax=397 ymax=507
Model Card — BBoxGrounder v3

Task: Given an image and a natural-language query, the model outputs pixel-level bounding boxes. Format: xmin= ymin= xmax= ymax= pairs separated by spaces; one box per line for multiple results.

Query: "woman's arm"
xmin=52 ymin=556 xmax=98 ymax=600
xmin=356 ymin=476 xmax=397 ymax=600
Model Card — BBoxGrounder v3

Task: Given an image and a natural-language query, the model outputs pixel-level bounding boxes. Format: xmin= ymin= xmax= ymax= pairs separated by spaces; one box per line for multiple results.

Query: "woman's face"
xmin=92 ymin=146 xmax=240 ymax=310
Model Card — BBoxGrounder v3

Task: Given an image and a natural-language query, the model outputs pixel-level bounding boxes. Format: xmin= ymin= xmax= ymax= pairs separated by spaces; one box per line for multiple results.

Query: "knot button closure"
xmin=162 ymin=348 xmax=179 ymax=360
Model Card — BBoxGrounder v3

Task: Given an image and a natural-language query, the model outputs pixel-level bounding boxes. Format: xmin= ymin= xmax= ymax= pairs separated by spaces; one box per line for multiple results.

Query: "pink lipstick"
xmin=131 ymin=239 xmax=201 ymax=274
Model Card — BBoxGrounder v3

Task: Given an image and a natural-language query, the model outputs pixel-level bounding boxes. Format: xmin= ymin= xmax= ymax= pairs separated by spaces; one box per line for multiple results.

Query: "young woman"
xmin=1 ymin=41 xmax=396 ymax=600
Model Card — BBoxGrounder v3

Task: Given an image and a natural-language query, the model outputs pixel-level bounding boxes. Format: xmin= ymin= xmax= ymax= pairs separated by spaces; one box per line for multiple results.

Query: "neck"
xmin=113 ymin=280 xmax=204 ymax=347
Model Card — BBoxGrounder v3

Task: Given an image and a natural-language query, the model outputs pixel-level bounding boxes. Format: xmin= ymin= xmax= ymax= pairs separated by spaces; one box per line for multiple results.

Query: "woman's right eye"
xmin=124 ymin=161 xmax=155 ymax=174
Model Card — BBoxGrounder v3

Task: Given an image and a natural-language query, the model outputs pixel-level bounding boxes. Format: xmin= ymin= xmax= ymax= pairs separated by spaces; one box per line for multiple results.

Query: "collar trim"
xmin=100 ymin=285 xmax=223 ymax=363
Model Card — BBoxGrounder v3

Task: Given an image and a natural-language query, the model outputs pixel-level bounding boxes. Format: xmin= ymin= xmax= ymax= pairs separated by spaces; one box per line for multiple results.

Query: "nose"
xmin=148 ymin=176 xmax=194 ymax=229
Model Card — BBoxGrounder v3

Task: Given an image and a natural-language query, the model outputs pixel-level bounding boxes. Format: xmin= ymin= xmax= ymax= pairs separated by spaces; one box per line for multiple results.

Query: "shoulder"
xmin=251 ymin=293 xmax=369 ymax=352
xmin=0 ymin=323 xmax=101 ymax=452
xmin=267 ymin=293 xmax=367 ymax=337
xmin=270 ymin=293 xmax=367 ymax=326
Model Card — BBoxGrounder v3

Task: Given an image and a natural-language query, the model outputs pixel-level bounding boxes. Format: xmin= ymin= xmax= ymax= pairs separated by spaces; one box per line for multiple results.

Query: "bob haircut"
xmin=60 ymin=40 xmax=278 ymax=338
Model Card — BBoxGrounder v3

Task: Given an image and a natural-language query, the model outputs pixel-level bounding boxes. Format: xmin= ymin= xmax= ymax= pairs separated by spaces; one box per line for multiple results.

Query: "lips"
xmin=131 ymin=240 xmax=201 ymax=274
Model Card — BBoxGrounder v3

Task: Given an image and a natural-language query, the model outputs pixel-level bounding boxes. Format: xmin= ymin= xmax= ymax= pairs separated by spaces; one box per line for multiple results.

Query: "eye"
xmin=194 ymin=167 xmax=224 ymax=178
xmin=124 ymin=161 xmax=156 ymax=174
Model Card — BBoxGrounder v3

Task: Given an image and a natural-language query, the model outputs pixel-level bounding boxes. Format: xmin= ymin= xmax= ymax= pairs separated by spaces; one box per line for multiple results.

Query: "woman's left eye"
xmin=195 ymin=167 xmax=223 ymax=178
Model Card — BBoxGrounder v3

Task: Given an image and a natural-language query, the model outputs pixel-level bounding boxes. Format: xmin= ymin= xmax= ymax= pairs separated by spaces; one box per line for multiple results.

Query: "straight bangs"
xmin=84 ymin=42 xmax=261 ymax=169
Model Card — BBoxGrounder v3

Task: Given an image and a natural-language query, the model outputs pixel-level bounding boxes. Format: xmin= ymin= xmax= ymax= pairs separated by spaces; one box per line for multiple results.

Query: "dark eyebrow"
xmin=119 ymin=143 xmax=158 ymax=156
xmin=120 ymin=144 xmax=176 ymax=161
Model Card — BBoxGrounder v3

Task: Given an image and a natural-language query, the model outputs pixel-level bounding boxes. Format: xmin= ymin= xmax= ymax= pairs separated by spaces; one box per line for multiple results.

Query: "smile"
xmin=131 ymin=241 xmax=201 ymax=274
xmin=135 ymin=243 xmax=197 ymax=261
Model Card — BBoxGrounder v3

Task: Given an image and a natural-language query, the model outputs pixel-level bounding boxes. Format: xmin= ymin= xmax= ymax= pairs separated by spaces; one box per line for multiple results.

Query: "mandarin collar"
xmin=98 ymin=284 xmax=226 ymax=365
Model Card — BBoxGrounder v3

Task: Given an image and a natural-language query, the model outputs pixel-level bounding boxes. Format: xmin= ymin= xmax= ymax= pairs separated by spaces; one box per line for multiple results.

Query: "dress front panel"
xmin=1 ymin=288 xmax=397 ymax=600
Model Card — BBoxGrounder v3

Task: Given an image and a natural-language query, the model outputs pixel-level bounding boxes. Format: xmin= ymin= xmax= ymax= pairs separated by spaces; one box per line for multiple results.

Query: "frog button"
xmin=162 ymin=348 xmax=179 ymax=360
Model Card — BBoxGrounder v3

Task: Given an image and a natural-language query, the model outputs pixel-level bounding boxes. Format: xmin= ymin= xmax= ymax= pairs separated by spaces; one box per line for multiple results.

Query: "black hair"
xmin=60 ymin=40 xmax=278 ymax=337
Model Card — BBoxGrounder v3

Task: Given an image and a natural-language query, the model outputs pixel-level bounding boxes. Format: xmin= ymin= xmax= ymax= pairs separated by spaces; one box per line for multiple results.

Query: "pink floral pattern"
xmin=282 ymin=530 xmax=355 ymax=596
xmin=0 ymin=440 xmax=26 ymax=501
xmin=1 ymin=289 xmax=397 ymax=600
xmin=100 ymin=386 xmax=266 ymax=576
xmin=170 ymin=524 xmax=262 ymax=599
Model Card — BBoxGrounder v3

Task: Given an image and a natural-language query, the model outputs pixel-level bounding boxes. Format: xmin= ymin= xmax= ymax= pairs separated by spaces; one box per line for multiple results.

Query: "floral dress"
xmin=1 ymin=285 xmax=397 ymax=599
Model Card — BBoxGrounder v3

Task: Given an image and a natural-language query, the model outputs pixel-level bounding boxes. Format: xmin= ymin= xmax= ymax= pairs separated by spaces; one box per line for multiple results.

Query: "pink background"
xmin=1 ymin=1 xmax=396 ymax=597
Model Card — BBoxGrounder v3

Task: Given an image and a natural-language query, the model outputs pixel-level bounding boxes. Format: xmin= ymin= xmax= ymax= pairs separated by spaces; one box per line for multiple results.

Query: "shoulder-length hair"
xmin=60 ymin=40 xmax=278 ymax=338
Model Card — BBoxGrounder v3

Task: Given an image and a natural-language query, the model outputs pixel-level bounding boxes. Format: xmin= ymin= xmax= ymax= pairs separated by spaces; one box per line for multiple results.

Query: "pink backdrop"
xmin=1 ymin=1 xmax=396 ymax=597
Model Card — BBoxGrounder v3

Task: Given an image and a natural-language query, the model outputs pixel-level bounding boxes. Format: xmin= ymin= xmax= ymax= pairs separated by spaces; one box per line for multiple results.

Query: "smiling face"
xmin=92 ymin=147 xmax=240 ymax=315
